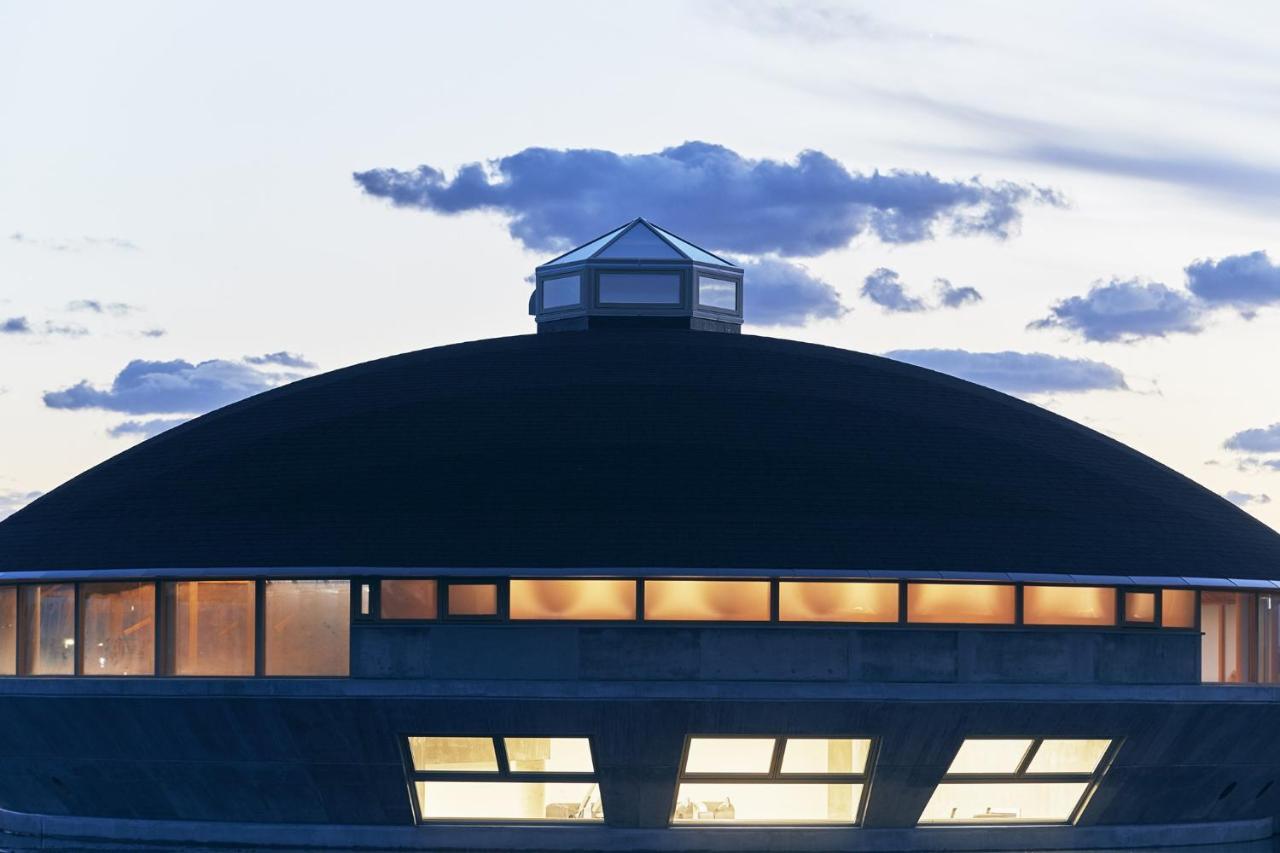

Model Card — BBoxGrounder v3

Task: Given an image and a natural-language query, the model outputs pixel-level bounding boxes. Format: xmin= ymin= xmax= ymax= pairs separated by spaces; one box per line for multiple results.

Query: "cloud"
xmin=43 ymin=355 xmax=314 ymax=415
xmin=715 ymin=2 xmax=973 ymax=46
xmin=1225 ymin=423 xmax=1280 ymax=454
xmin=67 ymin=299 xmax=137 ymax=315
xmin=862 ymin=268 xmax=926 ymax=312
xmin=1225 ymin=490 xmax=1272 ymax=508
xmin=0 ymin=489 xmax=43 ymax=521
xmin=43 ymin=322 xmax=88 ymax=337
xmin=106 ymin=417 xmax=190 ymax=440
xmin=354 ymin=141 xmax=1062 ymax=257
xmin=10 ymin=232 xmax=139 ymax=252
xmin=1030 ymin=279 xmax=1205 ymax=343
xmin=139 ymin=328 xmax=166 ymax=338
xmin=935 ymin=278 xmax=983 ymax=308
xmin=245 ymin=351 xmax=317 ymax=369
xmin=1186 ymin=250 xmax=1280 ymax=314
xmin=1 ymin=317 xmax=32 ymax=334
xmin=884 ymin=349 xmax=1128 ymax=395
xmin=740 ymin=257 xmax=847 ymax=326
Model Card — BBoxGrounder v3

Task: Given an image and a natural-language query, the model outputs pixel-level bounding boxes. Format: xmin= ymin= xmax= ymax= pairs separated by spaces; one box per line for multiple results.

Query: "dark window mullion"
xmin=494 ymin=737 xmax=511 ymax=775
xmin=1015 ymin=739 xmax=1041 ymax=776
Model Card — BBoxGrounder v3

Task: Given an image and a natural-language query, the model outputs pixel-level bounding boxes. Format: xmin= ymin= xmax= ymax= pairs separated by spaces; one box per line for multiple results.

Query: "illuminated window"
xmin=644 ymin=580 xmax=770 ymax=622
xmin=1260 ymin=594 xmax=1280 ymax=684
xmin=1123 ymin=591 xmax=1156 ymax=624
xmin=1161 ymin=589 xmax=1197 ymax=629
xmin=406 ymin=736 xmax=602 ymax=822
xmin=163 ymin=581 xmax=256 ymax=676
xmin=0 ymin=587 xmax=15 ymax=676
xmin=19 ymin=584 xmax=75 ymax=676
xmin=510 ymin=580 xmax=636 ymax=621
xmin=80 ymin=582 xmax=155 ymax=676
xmin=447 ymin=583 xmax=499 ymax=617
xmin=919 ymin=738 xmax=1114 ymax=825
xmin=906 ymin=584 xmax=1015 ymax=625
xmin=264 ymin=580 xmax=349 ymax=676
xmin=1023 ymin=586 xmax=1115 ymax=626
xmin=1202 ymin=591 xmax=1254 ymax=683
xmin=778 ymin=582 xmax=898 ymax=623
xmin=674 ymin=737 xmax=873 ymax=825
xmin=381 ymin=579 xmax=439 ymax=620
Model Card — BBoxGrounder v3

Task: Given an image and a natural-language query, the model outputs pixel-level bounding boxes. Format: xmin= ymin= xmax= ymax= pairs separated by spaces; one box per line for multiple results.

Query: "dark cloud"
xmin=740 ymin=257 xmax=847 ymax=326
xmin=885 ymin=349 xmax=1128 ymax=395
xmin=1186 ymin=250 xmax=1280 ymax=314
xmin=935 ymin=278 xmax=983 ymax=308
xmin=67 ymin=299 xmax=137 ymax=315
xmin=354 ymin=141 xmax=1062 ymax=257
xmin=862 ymin=268 xmax=926 ymax=312
xmin=1225 ymin=423 xmax=1280 ymax=454
xmin=245 ymin=351 xmax=318 ymax=369
xmin=43 ymin=356 xmax=312 ymax=415
xmin=1225 ymin=490 xmax=1272 ymax=508
xmin=0 ymin=489 xmax=43 ymax=521
xmin=1030 ymin=279 xmax=1205 ymax=343
xmin=107 ymin=417 xmax=190 ymax=440
xmin=1 ymin=317 xmax=32 ymax=334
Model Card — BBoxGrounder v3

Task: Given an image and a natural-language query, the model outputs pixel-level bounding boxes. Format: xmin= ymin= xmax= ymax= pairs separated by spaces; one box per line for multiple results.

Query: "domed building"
xmin=1 ymin=219 xmax=1279 ymax=850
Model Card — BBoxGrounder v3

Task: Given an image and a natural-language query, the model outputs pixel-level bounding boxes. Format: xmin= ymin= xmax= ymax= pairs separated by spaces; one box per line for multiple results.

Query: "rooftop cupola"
xmin=530 ymin=218 xmax=744 ymax=333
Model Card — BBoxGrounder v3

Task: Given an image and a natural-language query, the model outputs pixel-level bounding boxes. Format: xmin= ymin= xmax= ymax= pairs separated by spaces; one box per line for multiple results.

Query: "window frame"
xmin=400 ymin=734 xmax=602 ymax=824
xmin=593 ymin=269 xmax=687 ymax=308
xmin=1121 ymin=588 xmax=1160 ymax=628
xmin=919 ymin=737 xmax=1121 ymax=826
xmin=507 ymin=578 xmax=640 ymax=623
xmin=671 ymin=734 xmax=879 ymax=826
xmin=443 ymin=579 xmax=506 ymax=621
xmin=694 ymin=273 xmax=742 ymax=315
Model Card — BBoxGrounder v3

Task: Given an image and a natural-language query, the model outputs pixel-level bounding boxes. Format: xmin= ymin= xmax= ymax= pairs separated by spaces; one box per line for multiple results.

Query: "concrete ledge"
xmin=0 ymin=807 xmax=1272 ymax=852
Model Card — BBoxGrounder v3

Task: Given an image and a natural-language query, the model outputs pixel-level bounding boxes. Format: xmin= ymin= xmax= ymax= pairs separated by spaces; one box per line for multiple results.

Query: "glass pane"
xmin=674 ymin=783 xmax=860 ymax=824
xmin=684 ymin=738 xmax=775 ymax=774
xmin=780 ymin=739 xmax=872 ymax=775
xmin=1023 ymin=586 xmax=1116 ymax=626
xmin=164 ymin=581 xmax=255 ymax=676
xmin=0 ymin=587 xmax=15 ymax=676
xmin=1026 ymin=739 xmax=1111 ymax=774
xmin=409 ymin=736 xmax=497 ymax=771
xmin=541 ymin=274 xmax=581 ymax=309
xmin=381 ymin=579 xmax=438 ymax=620
xmin=1259 ymin=594 xmax=1280 ymax=684
xmin=81 ymin=582 xmax=155 ymax=676
xmin=509 ymin=580 xmax=635 ymax=621
xmin=543 ymin=223 xmax=628 ymax=266
xmin=907 ymin=584 xmax=1016 ymax=625
xmin=918 ymin=782 xmax=1089 ymax=823
xmin=644 ymin=580 xmax=770 ymax=622
xmin=447 ymin=584 xmax=498 ymax=616
xmin=946 ymin=739 xmax=1034 ymax=775
xmin=19 ymin=584 xmax=75 ymax=675
xmin=504 ymin=738 xmax=594 ymax=773
xmin=697 ymin=275 xmax=737 ymax=310
xmin=598 ymin=273 xmax=681 ymax=304
xmin=417 ymin=780 xmax=602 ymax=821
xmin=263 ymin=580 xmax=349 ymax=676
xmin=359 ymin=583 xmax=371 ymax=616
xmin=650 ymin=222 xmax=733 ymax=266
xmin=1162 ymin=588 xmax=1196 ymax=628
xmin=778 ymin=581 xmax=898 ymax=623
xmin=594 ymin=223 xmax=682 ymax=259
xmin=1124 ymin=591 xmax=1156 ymax=622
xmin=1201 ymin=591 xmax=1253 ymax=683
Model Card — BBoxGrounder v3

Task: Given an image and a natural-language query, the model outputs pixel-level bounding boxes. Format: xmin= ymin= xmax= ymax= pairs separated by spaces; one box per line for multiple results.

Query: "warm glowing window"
xmin=80 ymin=582 xmax=155 ymax=676
xmin=263 ymin=580 xmax=349 ymax=676
xmin=0 ymin=587 xmax=15 ymax=676
xmin=675 ymin=737 xmax=873 ymax=825
xmin=447 ymin=583 xmax=499 ymax=617
xmin=406 ymin=736 xmax=601 ymax=822
xmin=644 ymin=580 xmax=770 ymax=621
xmin=381 ymin=579 xmax=439 ymax=620
xmin=778 ymin=582 xmax=898 ymax=623
xmin=509 ymin=580 xmax=636 ymax=621
xmin=18 ymin=584 xmax=75 ymax=676
xmin=1124 ymin=591 xmax=1156 ymax=624
xmin=164 ymin=581 xmax=256 ymax=676
xmin=906 ymin=583 xmax=1015 ymax=625
xmin=919 ymin=738 xmax=1113 ymax=825
xmin=1260 ymin=594 xmax=1280 ymax=684
xmin=1023 ymin=586 xmax=1115 ymax=626
xmin=1202 ymin=591 xmax=1254 ymax=683
xmin=1162 ymin=589 xmax=1196 ymax=629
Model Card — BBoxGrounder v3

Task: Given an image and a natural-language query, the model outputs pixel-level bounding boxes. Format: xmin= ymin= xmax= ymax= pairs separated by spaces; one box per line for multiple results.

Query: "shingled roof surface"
xmin=3 ymin=330 xmax=1278 ymax=576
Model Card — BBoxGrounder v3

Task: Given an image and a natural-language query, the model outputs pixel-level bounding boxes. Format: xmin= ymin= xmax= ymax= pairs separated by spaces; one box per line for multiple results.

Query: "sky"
xmin=3 ymin=0 xmax=1280 ymax=531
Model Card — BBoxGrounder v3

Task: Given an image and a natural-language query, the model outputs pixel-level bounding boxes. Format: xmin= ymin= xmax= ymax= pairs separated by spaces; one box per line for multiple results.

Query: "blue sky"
xmin=3 ymin=0 xmax=1280 ymax=528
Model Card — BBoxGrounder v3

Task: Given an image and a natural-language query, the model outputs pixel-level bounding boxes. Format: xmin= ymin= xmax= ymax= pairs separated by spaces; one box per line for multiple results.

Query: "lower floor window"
xmin=416 ymin=781 xmax=602 ymax=821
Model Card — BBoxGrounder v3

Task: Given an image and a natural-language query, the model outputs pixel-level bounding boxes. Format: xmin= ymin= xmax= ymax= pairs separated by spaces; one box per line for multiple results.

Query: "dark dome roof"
xmin=3 ymin=330 xmax=1278 ymax=578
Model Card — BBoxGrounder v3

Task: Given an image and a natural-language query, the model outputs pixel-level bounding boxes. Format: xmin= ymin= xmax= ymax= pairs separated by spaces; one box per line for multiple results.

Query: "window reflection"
xmin=778 ymin=582 xmax=898 ymax=623
xmin=542 ymin=274 xmax=581 ymax=310
xmin=509 ymin=580 xmax=635 ymax=621
xmin=81 ymin=582 xmax=155 ymax=676
xmin=19 ymin=584 xmax=75 ymax=675
xmin=264 ymin=580 xmax=349 ymax=676
xmin=597 ymin=272 xmax=681 ymax=304
xmin=644 ymin=580 xmax=770 ymax=621
xmin=381 ymin=579 xmax=438 ymax=620
xmin=164 ymin=581 xmax=255 ymax=676
xmin=697 ymin=275 xmax=737 ymax=310
xmin=907 ymin=584 xmax=1015 ymax=625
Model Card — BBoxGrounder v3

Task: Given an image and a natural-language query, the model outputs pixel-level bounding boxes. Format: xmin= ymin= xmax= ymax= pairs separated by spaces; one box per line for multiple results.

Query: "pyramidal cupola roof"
xmin=540 ymin=218 xmax=738 ymax=269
